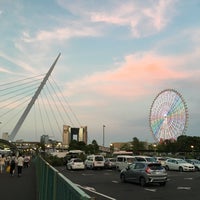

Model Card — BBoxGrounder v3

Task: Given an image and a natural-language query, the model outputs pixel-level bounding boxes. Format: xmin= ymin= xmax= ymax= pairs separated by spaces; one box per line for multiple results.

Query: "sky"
xmin=0 ymin=0 xmax=200 ymax=147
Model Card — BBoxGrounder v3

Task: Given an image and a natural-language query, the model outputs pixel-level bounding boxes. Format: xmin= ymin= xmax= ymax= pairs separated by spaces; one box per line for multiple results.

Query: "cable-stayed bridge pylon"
xmin=8 ymin=53 xmax=61 ymax=141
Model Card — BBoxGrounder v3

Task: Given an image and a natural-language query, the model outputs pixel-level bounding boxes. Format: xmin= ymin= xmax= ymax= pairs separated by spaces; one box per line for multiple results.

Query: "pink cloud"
xmin=65 ymin=52 xmax=190 ymax=99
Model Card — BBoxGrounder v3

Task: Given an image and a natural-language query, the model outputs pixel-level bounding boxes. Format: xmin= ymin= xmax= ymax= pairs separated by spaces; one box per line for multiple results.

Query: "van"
xmin=116 ymin=155 xmax=135 ymax=171
xmin=85 ymin=154 xmax=105 ymax=169
xmin=133 ymin=156 xmax=157 ymax=163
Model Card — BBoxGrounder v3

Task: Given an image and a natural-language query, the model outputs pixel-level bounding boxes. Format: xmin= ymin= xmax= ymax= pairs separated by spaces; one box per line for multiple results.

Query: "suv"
xmin=164 ymin=158 xmax=195 ymax=172
xmin=120 ymin=162 xmax=167 ymax=186
xmin=85 ymin=155 xmax=105 ymax=169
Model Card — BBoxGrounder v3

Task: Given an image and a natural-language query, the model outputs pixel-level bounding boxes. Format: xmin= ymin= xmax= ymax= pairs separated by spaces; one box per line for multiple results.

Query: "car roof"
xmin=133 ymin=156 xmax=154 ymax=158
xmin=133 ymin=162 xmax=161 ymax=165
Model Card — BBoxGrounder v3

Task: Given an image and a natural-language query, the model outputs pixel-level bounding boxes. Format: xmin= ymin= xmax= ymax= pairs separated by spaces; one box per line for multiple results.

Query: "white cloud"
xmin=0 ymin=52 xmax=38 ymax=75
xmin=58 ymin=0 xmax=177 ymax=38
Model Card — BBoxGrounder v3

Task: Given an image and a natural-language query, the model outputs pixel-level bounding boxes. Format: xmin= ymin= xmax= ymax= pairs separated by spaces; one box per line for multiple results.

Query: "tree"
xmin=85 ymin=140 xmax=99 ymax=154
xmin=131 ymin=137 xmax=146 ymax=153
xmin=68 ymin=140 xmax=86 ymax=151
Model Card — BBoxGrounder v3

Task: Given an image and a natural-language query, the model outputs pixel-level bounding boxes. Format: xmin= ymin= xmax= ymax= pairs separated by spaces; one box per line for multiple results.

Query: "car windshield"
xmin=95 ymin=156 xmax=104 ymax=161
xmin=146 ymin=157 xmax=156 ymax=162
xmin=177 ymin=159 xmax=187 ymax=164
xmin=74 ymin=159 xmax=82 ymax=163
xmin=192 ymin=160 xmax=200 ymax=164
xmin=148 ymin=164 xmax=163 ymax=170
xmin=127 ymin=158 xmax=135 ymax=163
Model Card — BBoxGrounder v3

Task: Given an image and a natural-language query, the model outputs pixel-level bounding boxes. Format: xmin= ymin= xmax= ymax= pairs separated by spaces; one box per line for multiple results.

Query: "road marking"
xmin=112 ymin=181 xmax=119 ymax=183
xmin=144 ymin=188 xmax=157 ymax=192
xmin=82 ymin=173 xmax=94 ymax=176
xmin=84 ymin=186 xmax=96 ymax=191
xmin=184 ymin=178 xmax=193 ymax=180
xmin=77 ymin=184 xmax=117 ymax=200
xmin=177 ymin=187 xmax=191 ymax=190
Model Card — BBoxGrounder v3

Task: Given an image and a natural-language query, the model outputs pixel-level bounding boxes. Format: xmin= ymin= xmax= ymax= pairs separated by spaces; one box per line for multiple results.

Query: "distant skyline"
xmin=0 ymin=0 xmax=200 ymax=146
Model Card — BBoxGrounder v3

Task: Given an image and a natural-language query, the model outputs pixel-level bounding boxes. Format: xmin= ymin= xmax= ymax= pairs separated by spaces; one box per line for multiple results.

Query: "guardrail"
xmin=35 ymin=156 xmax=92 ymax=200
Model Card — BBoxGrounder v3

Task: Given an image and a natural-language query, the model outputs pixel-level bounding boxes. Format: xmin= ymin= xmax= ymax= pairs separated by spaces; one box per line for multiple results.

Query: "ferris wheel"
xmin=149 ymin=89 xmax=188 ymax=143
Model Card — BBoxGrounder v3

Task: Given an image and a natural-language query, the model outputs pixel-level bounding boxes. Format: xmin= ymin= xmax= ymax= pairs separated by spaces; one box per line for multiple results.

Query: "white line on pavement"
xmin=76 ymin=184 xmax=117 ymax=200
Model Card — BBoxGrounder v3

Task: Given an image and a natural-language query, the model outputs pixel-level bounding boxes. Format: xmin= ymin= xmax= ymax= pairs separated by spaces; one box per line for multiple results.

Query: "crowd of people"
xmin=0 ymin=153 xmax=30 ymax=177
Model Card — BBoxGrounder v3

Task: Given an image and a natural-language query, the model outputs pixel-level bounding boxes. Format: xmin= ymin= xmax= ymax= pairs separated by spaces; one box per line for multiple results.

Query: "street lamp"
xmin=110 ymin=143 xmax=113 ymax=154
xmin=153 ymin=144 xmax=157 ymax=155
xmin=103 ymin=125 xmax=106 ymax=147
xmin=191 ymin=145 xmax=194 ymax=157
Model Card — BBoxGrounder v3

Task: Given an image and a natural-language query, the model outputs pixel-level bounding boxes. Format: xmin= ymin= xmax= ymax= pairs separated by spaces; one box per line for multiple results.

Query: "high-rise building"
xmin=62 ymin=125 xmax=87 ymax=145
xmin=40 ymin=135 xmax=49 ymax=144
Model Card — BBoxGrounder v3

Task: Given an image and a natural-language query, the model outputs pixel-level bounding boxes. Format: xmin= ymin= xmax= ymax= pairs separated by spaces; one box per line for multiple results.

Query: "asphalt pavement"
xmin=0 ymin=163 xmax=37 ymax=200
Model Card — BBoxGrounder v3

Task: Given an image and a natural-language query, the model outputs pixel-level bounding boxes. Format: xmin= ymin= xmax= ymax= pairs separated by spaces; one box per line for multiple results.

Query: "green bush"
xmin=42 ymin=154 xmax=64 ymax=166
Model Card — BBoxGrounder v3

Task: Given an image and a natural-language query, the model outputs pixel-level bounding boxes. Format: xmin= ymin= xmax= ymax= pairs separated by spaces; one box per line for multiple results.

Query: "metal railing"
xmin=35 ymin=156 xmax=92 ymax=200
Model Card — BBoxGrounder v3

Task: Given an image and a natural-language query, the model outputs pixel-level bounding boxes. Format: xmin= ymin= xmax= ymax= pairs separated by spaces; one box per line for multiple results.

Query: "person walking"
xmin=17 ymin=153 xmax=24 ymax=177
xmin=0 ymin=154 xmax=6 ymax=173
xmin=10 ymin=154 xmax=16 ymax=176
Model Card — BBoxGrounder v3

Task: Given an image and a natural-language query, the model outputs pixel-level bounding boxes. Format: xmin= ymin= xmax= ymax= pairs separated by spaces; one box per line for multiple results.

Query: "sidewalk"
xmin=0 ymin=164 xmax=37 ymax=200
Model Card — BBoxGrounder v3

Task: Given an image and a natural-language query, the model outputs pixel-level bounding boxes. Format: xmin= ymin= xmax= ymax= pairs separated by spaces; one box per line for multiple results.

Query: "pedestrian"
xmin=17 ymin=153 xmax=24 ymax=177
xmin=10 ymin=154 xmax=16 ymax=176
xmin=0 ymin=154 xmax=6 ymax=173
xmin=24 ymin=155 xmax=30 ymax=168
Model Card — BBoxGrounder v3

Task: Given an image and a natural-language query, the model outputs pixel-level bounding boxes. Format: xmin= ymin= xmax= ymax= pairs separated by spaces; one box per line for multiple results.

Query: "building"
xmin=2 ymin=132 xmax=9 ymax=140
xmin=62 ymin=125 xmax=87 ymax=145
xmin=40 ymin=135 xmax=49 ymax=144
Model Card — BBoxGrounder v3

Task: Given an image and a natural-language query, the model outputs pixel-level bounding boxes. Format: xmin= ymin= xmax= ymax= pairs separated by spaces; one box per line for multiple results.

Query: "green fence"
xmin=35 ymin=156 xmax=92 ymax=200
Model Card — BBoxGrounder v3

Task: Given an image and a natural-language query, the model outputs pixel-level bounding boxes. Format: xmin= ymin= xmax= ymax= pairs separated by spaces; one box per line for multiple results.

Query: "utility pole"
xmin=103 ymin=125 xmax=106 ymax=147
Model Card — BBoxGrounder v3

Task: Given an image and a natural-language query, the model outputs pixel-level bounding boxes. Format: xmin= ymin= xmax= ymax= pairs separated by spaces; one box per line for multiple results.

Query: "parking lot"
xmin=56 ymin=166 xmax=200 ymax=200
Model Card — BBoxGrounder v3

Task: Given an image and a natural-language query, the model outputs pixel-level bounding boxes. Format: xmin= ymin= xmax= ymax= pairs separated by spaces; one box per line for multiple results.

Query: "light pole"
xmin=153 ymin=144 xmax=157 ymax=156
xmin=103 ymin=125 xmax=106 ymax=147
xmin=191 ymin=145 xmax=194 ymax=157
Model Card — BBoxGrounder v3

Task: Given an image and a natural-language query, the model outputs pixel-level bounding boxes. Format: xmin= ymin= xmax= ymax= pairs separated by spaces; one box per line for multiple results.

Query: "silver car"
xmin=185 ymin=159 xmax=200 ymax=171
xmin=120 ymin=162 xmax=168 ymax=186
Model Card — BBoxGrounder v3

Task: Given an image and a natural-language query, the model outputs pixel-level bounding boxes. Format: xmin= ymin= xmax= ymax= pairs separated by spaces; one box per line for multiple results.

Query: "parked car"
xmin=155 ymin=157 xmax=168 ymax=166
xmin=116 ymin=155 xmax=136 ymax=171
xmin=85 ymin=154 xmax=105 ymax=169
xmin=120 ymin=162 xmax=167 ymax=187
xmin=66 ymin=158 xmax=85 ymax=170
xmin=164 ymin=158 xmax=195 ymax=172
xmin=133 ymin=156 xmax=157 ymax=163
xmin=185 ymin=159 xmax=200 ymax=171
xmin=104 ymin=158 xmax=116 ymax=169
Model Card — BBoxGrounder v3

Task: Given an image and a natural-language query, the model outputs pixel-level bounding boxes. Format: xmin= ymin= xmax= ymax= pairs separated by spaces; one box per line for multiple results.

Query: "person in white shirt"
xmin=0 ymin=154 xmax=6 ymax=173
xmin=17 ymin=153 xmax=24 ymax=177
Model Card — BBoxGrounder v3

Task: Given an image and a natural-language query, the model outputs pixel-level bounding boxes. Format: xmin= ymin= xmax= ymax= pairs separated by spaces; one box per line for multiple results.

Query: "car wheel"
xmin=91 ymin=164 xmax=94 ymax=170
xmin=160 ymin=182 xmax=166 ymax=186
xmin=195 ymin=166 xmax=199 ymax=171
xmin=120 ymin=174 xmax=126 ymax=183
xmin=179 ymin=167 xmax=183 ymax=172
xmin=140 ymin=177 xmax=146 ymax=187
xmin=165 ymin=165 xmax=169 ymax=171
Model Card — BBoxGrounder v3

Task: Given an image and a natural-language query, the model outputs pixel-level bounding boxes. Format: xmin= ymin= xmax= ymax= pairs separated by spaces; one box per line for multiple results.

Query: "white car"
xmin=66 ymin=158 xmax=85 ymax=170
xmin=185 ymin=159 xmax=200 ymax=171
xmin=164 ymin=158 xmax=195 ymax=172
xmin=85 ymin=154 xmax=105 ymax=169
xmin=133 ymin=156 xmax=157 ymax=163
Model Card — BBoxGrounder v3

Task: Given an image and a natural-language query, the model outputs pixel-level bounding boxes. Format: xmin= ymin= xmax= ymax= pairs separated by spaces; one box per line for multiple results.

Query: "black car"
xmin=120 ymin=162 xmax=168 ymax=187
